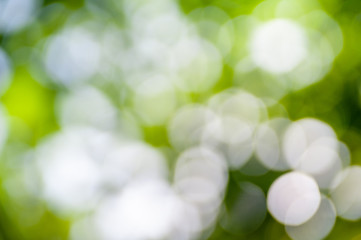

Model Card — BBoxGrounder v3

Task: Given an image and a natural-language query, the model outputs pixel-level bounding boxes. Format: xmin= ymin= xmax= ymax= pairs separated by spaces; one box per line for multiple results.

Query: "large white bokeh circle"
xmin=283 ymin=118 xmax=337 ymax=169
xmin=250 ymin=19 xmax=307 ymax=74
xmin=330 ymin=166 xmax=361 ymax=220
xmin=267 ymin=171 xmax=321 ymax=226
xmin=286 ymin=196 xmax=336 ymax=240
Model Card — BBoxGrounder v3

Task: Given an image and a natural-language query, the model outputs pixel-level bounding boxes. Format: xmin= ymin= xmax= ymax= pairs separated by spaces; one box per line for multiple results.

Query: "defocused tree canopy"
xmin=1 ymin=0 xmax=361 ymax=239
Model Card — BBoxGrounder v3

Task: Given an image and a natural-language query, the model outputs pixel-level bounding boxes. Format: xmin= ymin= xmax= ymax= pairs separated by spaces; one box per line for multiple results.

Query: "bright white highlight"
xmin=36 ymin=128 xmax=105 ymax=213
xmin=330 ymin=166 xmax=361 ymax=220
xmin=101 ymin=142 xmax=168 ymax=190
xmin=286 ymin=196 xmax=336 ymax=240
xmin=36 ymin=128 xmax=168 ymax=215
xmin=45 ymin=26 xmax=101 ymax=86
xmin=250 ymin=19 xmax=307 ymax=74
xmin=94 ymin=178 xmax=181 ymax=240
xmin=283 ymin=118 xmax=337 ymax=164
xmin=296 ymin=140 xmax=342 ymax=189
xmin=283 ymin=118 xmax=340 ymax=188
xmin=267 ymin=171 xmax=321 ymax=226
xmin=0 ymin=0 xmax=38 ymax=33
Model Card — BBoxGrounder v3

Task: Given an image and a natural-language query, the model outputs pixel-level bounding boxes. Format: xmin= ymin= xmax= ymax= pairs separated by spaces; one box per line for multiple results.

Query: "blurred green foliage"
xmin=1 ymin=0 xmax=361 ymax=239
